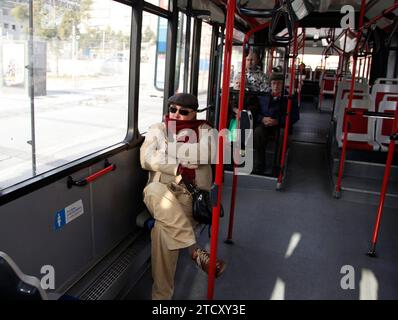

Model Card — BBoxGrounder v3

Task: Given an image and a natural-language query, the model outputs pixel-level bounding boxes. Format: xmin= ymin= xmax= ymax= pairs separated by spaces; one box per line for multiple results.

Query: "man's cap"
xmin=270 ymin=72 xmax=284 ymax=82
xmin=168 ymin=93 xmax=198 ymax=110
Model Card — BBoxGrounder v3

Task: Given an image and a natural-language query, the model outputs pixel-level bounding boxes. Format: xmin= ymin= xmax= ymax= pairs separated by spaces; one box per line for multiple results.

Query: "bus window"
xmin=154 ymin=13 xmax=184 ymax=92
xmin=196 ymin=22 xmax=212 ymax=120
xmin=145 ymin=0 xmax=168 ymax=10
xmin=177 ymin=14 xmax=195 ymax=93
xmin=174 ymin=12 xmax=187 ymax=93
xmin=154 ymin=17 xmax=167 ymax=91
xmin=230 ymin=46 xmax=244 ymax=87
xmin=0 ymin=0 xmax=130 ymax=191
xmin=139 ymin=12 xmax=168 ymax=134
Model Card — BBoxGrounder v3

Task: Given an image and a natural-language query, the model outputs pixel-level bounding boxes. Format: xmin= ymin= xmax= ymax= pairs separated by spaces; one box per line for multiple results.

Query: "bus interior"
xmin=1 ymin=0 xmax=398 ymax=300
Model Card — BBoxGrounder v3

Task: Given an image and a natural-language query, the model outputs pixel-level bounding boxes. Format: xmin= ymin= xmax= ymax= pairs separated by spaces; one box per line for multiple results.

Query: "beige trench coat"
xmin=139 ymin=121 xmax=215 ymax=299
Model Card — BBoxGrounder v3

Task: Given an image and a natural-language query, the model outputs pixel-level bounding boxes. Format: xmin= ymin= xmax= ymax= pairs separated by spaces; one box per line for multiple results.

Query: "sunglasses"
xmin=169 ymin=106 xmax=194 ymax=116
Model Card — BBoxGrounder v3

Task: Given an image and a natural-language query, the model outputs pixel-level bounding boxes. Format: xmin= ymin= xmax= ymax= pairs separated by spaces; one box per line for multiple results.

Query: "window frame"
xmin=0 ymin=0 xmax=221 ymax=203
xmin=0 ymin=0 xmax=142 ymax=202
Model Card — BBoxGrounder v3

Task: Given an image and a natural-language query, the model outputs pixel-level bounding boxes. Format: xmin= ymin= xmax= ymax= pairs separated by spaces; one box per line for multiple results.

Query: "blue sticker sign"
xmin=54 ymin=209 xmax=66 ymax=230
xmin=54 ymin=200 xmax=84 ymax=231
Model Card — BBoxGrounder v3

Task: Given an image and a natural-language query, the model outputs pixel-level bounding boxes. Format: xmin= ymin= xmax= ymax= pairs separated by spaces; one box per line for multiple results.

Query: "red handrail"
xmin=298 ymin=28 xmax=305 ymax=107
xmin=368 ymin=101 xmax=398 ymax=257
xmin=226 ymin=22 xmax=271 ymax=244
xmin=86 ymin=165 xmax=115 ymax=183
xmin=361 ymin=2 xmax=398 ymax=32
xmin=207 ymin=0 xmax=236 ymax=300
xmin=67 ymin=162 xmax=116 ymax=188
xmin=277 ymin=23 xmax=299 ymax=188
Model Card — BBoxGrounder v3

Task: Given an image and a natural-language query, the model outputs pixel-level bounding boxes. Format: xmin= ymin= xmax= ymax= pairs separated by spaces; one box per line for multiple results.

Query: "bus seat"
xmin=375 ymin=97 xmax=398 ymax=152
xmin=321 ymin=74 xmax=337 ymax=95
xmin=136 ymin=208 xmax=153 ymax=230
xmin=335 ymin=94 xmax=379 ymax=151
xmin=0 ymin=251 xmax=48 ymax=300
xmin=374 ymin=78 xmax=398 ymax=85
xmin=334 ymin=90 xmax=367 ymax=121
xmin=314 ymin=67 xmax=324 ymax=82
xmin=371 ymin=78 xmax=398 ymax=112
xmin=333 ymin=80 xmax=369 ymax=120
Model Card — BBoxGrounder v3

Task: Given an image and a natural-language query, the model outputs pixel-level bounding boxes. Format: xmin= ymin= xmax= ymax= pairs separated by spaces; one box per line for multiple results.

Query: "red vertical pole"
xmin=334 ymin=60 xmax=358 ymax=197
xmin=334 ymin=0 xmax=366 ymax=197
xmin=226 ymin=22 xmax=270 ymax=243
xmin=277 ymin=24 xmax=298 ymax=189
xmin=226 ymin=34 xmax=248 ymax=245
xmin=207 ymin=0 xmax=235 ymax=300
xmin=368 ymin=101 xmax=398 ymax=256
xmin=298 ymin=28 xmax=305 ymax=107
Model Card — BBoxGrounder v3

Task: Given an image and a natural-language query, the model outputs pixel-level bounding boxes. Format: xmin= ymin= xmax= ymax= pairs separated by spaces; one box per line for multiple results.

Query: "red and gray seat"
xmin=375 ymin=95 xmax=398 ymax=152
xmin=334 ymin=78 xmax=398 ymax=152
xmin=333 ymin=77 xmax=369 ymax=120
xmin=335 ymin=93 xmax=378 ymax=151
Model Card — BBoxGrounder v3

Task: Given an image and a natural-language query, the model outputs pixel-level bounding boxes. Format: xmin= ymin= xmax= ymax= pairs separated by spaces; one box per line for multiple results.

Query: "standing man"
xmin=245 ymin=49 xmax=268 ymax=92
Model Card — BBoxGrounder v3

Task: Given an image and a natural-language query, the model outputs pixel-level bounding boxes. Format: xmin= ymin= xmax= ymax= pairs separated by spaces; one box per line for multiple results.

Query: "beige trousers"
xmin=143 ymin=181 xmax=197 ymax=300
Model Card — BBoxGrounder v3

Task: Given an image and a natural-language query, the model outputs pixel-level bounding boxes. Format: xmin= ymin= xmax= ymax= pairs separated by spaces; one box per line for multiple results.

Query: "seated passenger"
xmin=245 ymin=49 xmax=268 ymax=92
xmin=140 ymin=93 xmax=226 ymax=300
xmin=253 ymin=72 xmax=290 ymax=174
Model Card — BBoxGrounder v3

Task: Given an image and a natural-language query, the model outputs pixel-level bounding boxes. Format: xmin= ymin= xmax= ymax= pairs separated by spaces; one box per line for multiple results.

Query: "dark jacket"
xmin=256 ymin=92 xmax=299 ymax=129
xmin=228 ymin=89 xmax=259 ymax=124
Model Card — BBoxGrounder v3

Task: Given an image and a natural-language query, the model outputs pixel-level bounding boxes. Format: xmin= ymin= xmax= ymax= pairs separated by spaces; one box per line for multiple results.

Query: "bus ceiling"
xmin=207 ymin=1 xmax=397 ymax=33
xmin=177 ymin=0 xmax=397 ymax=47
xmin=177 ymin=0 xmax=260 ymax=30
xmin=177 ymin=0 xmax=226 ymax=24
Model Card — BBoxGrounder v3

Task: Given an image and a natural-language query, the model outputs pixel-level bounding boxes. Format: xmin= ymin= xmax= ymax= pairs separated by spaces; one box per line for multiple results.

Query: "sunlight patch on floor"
xmin=359 ymin=268 xmax=378 ymax=300
xmin=270 ymin=277 xmax=285 ymax=300
xmin=285 ymin=232 xmax=302 ymax=258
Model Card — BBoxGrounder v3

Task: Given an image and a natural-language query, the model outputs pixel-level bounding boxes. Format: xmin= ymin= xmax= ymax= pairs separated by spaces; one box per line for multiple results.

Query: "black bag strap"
xmin=180 ymin=174 xmax=196 ymax=194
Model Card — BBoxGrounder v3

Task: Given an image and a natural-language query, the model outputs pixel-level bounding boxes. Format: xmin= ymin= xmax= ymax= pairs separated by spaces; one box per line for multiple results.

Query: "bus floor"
xmin=125 ymin=99 xmax=398 ymax=300
xmin=291 ymin=97 xmax=332 ymax=144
